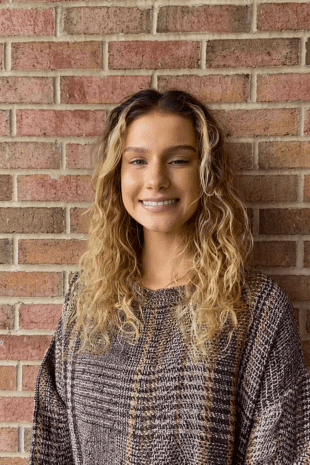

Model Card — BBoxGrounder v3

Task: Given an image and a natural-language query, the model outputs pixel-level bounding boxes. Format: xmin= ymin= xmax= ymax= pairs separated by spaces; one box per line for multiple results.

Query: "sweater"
xmin=29 ymin=270 xmax=310 ymax=464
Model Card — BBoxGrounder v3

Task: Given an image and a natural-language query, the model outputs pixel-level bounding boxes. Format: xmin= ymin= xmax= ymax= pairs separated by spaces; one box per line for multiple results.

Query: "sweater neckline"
xmin=129 ymin=281 xmax=191 ymax=307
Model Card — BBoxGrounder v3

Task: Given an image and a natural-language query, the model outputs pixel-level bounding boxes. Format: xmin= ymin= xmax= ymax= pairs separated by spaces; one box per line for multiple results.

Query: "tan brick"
xmin=269 ymin=275 xmax=310 ymax=301
xmin=205 ymin=38 xmax=299 ymax=68
xmin=0 ymin=427 xmax=18 ymax=452
xmin=11 ymin=41 xmax=102 ymax=70
xmin=0 ymin=366 xmax=16 ymax=390
xmin=0 ymin=110 xmax=10 ymax=136
xmin=61 ymin=75 xmax=151 ymax=104
xmin=0 ymin=77 xmax=53 ymax=104
xmin=0 ymin=8 xmax=54 ymax=36
xmin=62 ymin=6 xmax=151 ymax=35
xmin=66 ymin=143 xmax=94 ymax=169
xmin=22 ymin=365 xmax=40 ymax=391
xmin=0 ymin=272 xmax=63 ymax=297
xmin=109 ymin=41 xmax=200 ymax=69
xmin=260 ymin=209 xmax=310 ymax=235
xmin=18 ymin=175 xmax=93 ymax=202
xmin=0 ymin=175 xmax=12 ymax=200
xmin=24 ymin=427 xmax=32 ymax=453
xmin=236 ymin=175 xmax=298 ymax=202
xmin=19 ymin=239 xmax=87 ymax=264
xmin=0 ymin=305 xmax=14 ymax=330
xmin=0 ymin=141 xmax=61 ymax=169
xmin=258 ymin=141 xmax=310 ymax=169
xmin=304 ymin=242 xmax=310 ymax=268
xmin=0 ymin=397 xmax=34 ymax=422
xmin=158 ymin=74 xmax=250 ymax=103
xmin=257 ymin=73 xmax=310 ymax=102
xmin=0 ymin=208 xmax=65 ymax=234
xmin=258 ymin=3 xmax=310 ymax=31
xmin=0 ymin=335 xmax=52 ymax=361
xmin=251 ymin=241 xmax=296 ymax=267
xmin=0 ymin=239 xmax=12 ymax=264
xmin=70 ymin=207 xmax=90 ymax=234
xmin=158 ymin=5 xmax=251 ymax=33
xmin=16 ymin=109 xmax=106 ymax=137
xmin=19 ymin=304 xmax=62 ymax=330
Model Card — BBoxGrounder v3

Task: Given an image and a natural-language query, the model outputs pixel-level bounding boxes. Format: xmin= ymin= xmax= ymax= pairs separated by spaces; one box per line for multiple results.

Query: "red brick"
xmin=18 ymin=239 xmax=87 ymax=264
xmin=19 ymin=304 xmax=62 ymax=330
xmin=0 ymin=44 xmax=3 ymax=70
xmin=0 ymin=77 xmax=53 ymax=104
xmin=205 ymin=38 xmax=299 ymax=68
xmin=306 ymin=39 xmax=310 ymax=65
xmin=61 ymin=75 xmax=151 ymax=104
xmin=216 ymin=108 xmax=298 ymax=137
xmin=258 ymin=141 xmax=310 ymax=169
xmin=258 ymin=3 xmax=310 ymax=31
xmin=223 ymin=142 xmax=253 ymax=170
xmin=0 ymin=175 xmax=12 ymax=200
xmin=0 ymin=397 xmax=34 ymax=422
xmin=0 ymin=272 xmax=63 ymax=297
xmin=0 ymin=305 xmax=14 ymax=330
xmin=257 ymin=73 xmax=310 ymax=102
xmin=251 ymin=241 xmax=296 ymax=268
xmin=0 ymin=335 xmax=52 ymax=361
xmin=0 ymin=460 xmax=28 ymax=465
xmin=0 ymin=142 xmax=61 ymax=169
xmin=158 ymin=74 xmax=249 ymax=103
xmin=260 ymin=209 xmax=310 ymax=235
xmin=70 ymin=207 xmax=90 ymax=234
xmin=22 ymin=365 xmax=40 ymax=391
xmin=158 ymin=5 xmax=251 ymax=33
xmin=0 ymin=8 xmax=54 ymax=36
xmin=18 ymin=175 xmax=93 ymax=202
xmin=0 ymin=239 xmax=12 ymax=265
xmin=0 ymin=110 xmax=10 ymax=136
xmin=109 ymin=41 xmax=200 ymax=69
xmin=11 ymin=41 xmax=102 ymax=70
xmin=16 ymin=109 xmax=105 ymax=137
xmin=0 ymin=427 xmax=18 ymax=452
xmin=236 ymin=175 xmax=298 ymax=202
xmin=0 ymin=366 xmax=16 ymax=390
xmin=0 ymin=208 xmax=65 ymax=234
xmin=62 ymin=6 xmax=151 ymax=35
xmin=269 ymin=275 xmax=310 ymax=301
xmin=304 ymin=108 xmax=310 ymax=135
xmin=66 ymin=143 xmax=94 ymax=169
xmin=304 ymin=242 xmax=310 ymax=268
xmin=305 ymin=176 xmax=310 ymax=202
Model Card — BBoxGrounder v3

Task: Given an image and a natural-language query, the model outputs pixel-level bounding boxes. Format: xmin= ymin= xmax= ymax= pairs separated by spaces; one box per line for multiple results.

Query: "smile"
xmin=139 ymin=199 xmax=180 ymax=212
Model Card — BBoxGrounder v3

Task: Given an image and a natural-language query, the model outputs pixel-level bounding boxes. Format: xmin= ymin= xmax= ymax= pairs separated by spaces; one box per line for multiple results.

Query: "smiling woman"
xmin=29 ymin=89 xmax=310 ymax=464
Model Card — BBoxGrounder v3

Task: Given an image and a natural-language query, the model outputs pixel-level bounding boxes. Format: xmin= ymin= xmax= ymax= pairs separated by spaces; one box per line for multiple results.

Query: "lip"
xmin=140 ymin=199 xmax=180 ymax=213
xmin=140 ymin=197 xmax=179 ymax=202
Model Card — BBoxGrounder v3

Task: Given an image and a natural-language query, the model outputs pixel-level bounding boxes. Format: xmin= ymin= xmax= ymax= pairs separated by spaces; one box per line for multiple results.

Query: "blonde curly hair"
xmin=69 ymin=88 xmax=253 ymax=361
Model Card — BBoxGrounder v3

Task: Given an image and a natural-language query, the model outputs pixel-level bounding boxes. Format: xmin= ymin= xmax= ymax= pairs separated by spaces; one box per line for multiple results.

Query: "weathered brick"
xmin=258 ymin=141 xmax=310 ymax=169
xmin=0 ymin=207 xmax=65 ymax=234
xmin=24 ymin=427 xmax=32 ymax=453
xmin=258 ymin=3 xmax=310 ymax=31
xmin=205 ymin=38 xmax=299 ymax=68
xmin=0 ymin=77 xmax=53 ymax=104
xmin=18 ymin=175 xmax=93 ymax=202
xmin=257 ymin=73 xmax=310 ymax=102
xmin=306 ymin=39 xmax=310 ymax=65
xmin=66 ymin=143 xmax=94 ymax=169
xmin=304 ymin=108 xmax=310 ymax=135
xmin=0 ymin=239 xmax=12 ymax=264
xmin=0 ymin=459 xmax=29 ymax=465
xmin=223 ymin=142 xmax=253 ymax=170
xmin=109 ymin=41 xmax=200 ymax=69
xmin=11 ymin=41 xmax=102 ymax=70
xmin=260 ymin=209 xmax=310 ymax=235
xmin=0 ymin=44 xmax=3 ymax=69
xmin=215 ymin=109 xmax=298 ymax=137
xmin=0 ymin=110 xmax=10 ymax=136
xmin=16 ymin=109 xmax=105 ymax=136
xmin=269 ymin=275 xmax=310 ymax=301
xmin=158 ymin=74 xmax=249 ymax=103
xmin=0 ymin=175 xmax=13 ymax=200
xmin=158 ymin=5 xmax=251 ymax=33
xmin=304 ymin=176 xmax=310 ymax=202
xmin=251 ymin=241 xmax=296 ymax=267
xmin=236 ymin=175 xmax=298 ymax=202
xmin=19 ymin=304 xmax=62 ymax=330
xmin=302 ymin=341 xmax=310 ymax=367
xmin=0 ymin=8 xmax=54 ymax=36
xmin=0 ymin=305 xmax=14 ymax=330
xmin=62 ymin=6 xmax=151 ymax=35
xmin=0 ymin=366 xmax=16 ymax=390
xmin=70 ymin=207 xmax=90 ymax=234
xmin=18 ymin=239 xmax=87 ymax=264
xmin=0 ymin=335 xmax=52 ymax=361
xmin=304 ymin=241 xmax=310 ymax=268
xmin=0 ymin=142 xmax=61 ymax=169
xmin=0 ymin=397 xmax=34 ymax=422
xmin=0 ymin=427 xmax=18 ymax=452
xmin=0 ymin=272 xmax=63 ymax=297
xmin=60 ymin=75 xmax=151 ymax=104
xmin=22 ymin=365 xmax=40 ymax=391
xmin=306 ymin=309 xmax=310 ymax=336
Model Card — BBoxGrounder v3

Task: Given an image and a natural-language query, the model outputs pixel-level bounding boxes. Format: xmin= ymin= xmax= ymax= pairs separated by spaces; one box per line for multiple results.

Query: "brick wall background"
xmin=0 ymin=0 xmax=310 ymax=461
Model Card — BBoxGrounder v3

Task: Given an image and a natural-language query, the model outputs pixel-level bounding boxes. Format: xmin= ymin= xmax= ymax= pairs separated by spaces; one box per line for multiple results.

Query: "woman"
xmin=29 ymin=89 xmax=310 ymax=464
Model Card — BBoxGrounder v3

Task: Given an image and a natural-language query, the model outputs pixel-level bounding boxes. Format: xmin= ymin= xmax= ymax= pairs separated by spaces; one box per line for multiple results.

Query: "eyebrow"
xmin=123 ymin=145 xmax=197 ymax=155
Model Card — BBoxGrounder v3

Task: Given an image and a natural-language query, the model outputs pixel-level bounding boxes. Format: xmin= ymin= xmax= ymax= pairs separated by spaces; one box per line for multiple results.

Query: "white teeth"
xmin=142 ymin=199 xmax=178 ymax=206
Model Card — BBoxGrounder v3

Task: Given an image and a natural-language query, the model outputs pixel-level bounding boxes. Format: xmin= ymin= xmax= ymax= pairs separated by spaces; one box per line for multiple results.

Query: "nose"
xmin=145 ymin=160 xmax=170 ymax=190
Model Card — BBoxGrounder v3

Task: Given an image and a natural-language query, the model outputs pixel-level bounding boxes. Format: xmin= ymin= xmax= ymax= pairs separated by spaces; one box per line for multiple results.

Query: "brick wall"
xmin=0 ymin=0 xmax=309 ymax=461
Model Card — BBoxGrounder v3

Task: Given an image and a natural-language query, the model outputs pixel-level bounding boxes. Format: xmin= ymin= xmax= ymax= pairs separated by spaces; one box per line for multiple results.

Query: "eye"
xmin=129 ymin=159 xmax=189 ymax=165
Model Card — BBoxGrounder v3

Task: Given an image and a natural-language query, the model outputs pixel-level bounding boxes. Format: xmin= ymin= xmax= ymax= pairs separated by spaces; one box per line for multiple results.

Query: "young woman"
xmin=29 ymin=89 xmax=310 ymax=464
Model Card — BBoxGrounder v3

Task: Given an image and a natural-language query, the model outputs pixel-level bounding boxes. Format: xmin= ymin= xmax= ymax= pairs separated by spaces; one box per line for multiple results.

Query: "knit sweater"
xmin=29 ymin=270 xmax=310 ymax=464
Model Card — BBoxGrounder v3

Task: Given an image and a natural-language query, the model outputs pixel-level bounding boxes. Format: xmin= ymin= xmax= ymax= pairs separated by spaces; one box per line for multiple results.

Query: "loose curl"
xmin=69 ymin=89 xmax=253 ymax=361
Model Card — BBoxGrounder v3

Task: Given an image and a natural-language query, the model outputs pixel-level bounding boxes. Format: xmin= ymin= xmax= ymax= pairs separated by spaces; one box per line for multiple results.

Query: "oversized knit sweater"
xmin=29 ymin=270 xmax=310 ymax=464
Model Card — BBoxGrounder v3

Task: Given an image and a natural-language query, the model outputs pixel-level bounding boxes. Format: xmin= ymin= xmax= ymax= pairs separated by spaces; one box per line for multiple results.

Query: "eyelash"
xmin=129 ymin=160 xmax=189 ymax=165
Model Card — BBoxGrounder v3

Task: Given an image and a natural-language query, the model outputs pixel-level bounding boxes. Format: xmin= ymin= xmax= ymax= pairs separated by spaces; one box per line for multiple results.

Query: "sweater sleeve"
xmin=244 ymin=288 xmax=310 ymax=465
xmin=29 ymin=272 xmax=80 ymax=465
